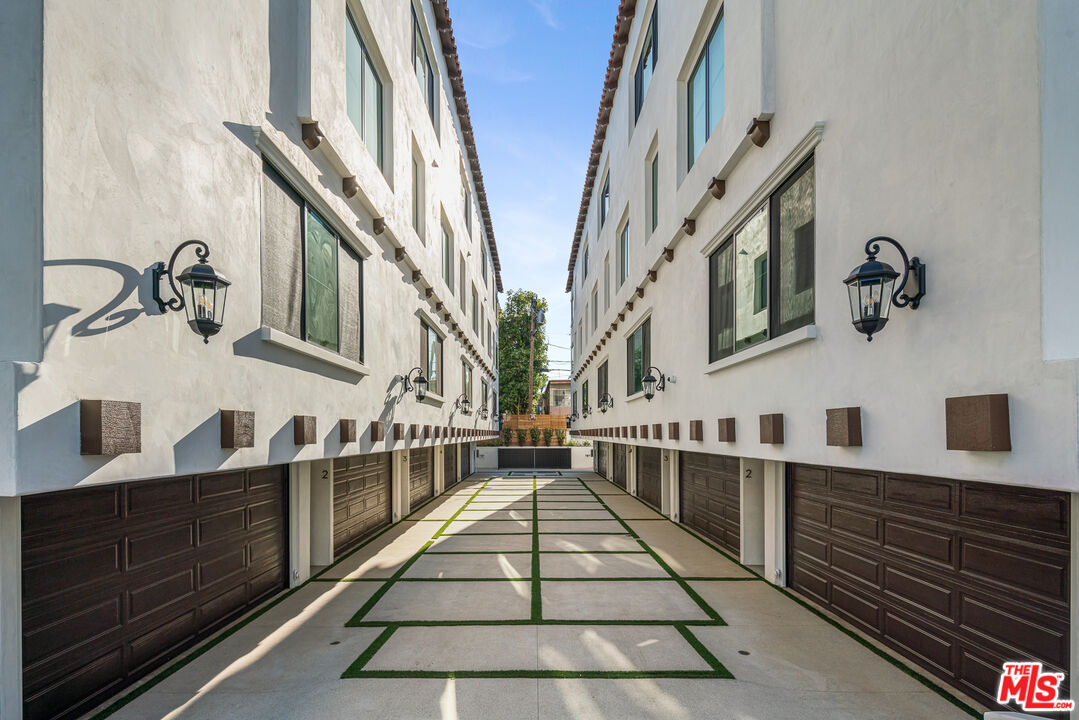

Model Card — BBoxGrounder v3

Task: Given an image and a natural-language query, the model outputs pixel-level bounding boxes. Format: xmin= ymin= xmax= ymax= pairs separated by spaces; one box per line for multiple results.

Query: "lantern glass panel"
xmin=642 ymin=374 xmax=657 ymax=399
xmin=415 ymin=375 xmax=428 ymax=401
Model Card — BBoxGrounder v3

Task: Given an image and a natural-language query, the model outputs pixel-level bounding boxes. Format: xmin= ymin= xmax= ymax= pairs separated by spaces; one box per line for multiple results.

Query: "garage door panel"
xmin=23 ymin=647 xmax=125 ymax=720
xmin=960 ymin=483 xmax=1069 ymax=537
xmin=883 ymin=566 xmax=954 ymax=619
xmin=884 ymin=475 xmax=954 ymax=512
xmin=636 ymin=447 xmax=662 ymax=510
xmin=24 ymin=542 xmax=122 ymax=601
xmin=198 ymin=507 xmax=246 ymax=545
xmin=128 ymin=609 xmax=198 ymax=673
xmin=127 ymin=478 xmax=194 ymax=515
xmin=830 ymin=505 xmax=880 ymax=542
xmin=197 ymin=472 xmax=246 ymax=501
xmin=883 ymin=521 xmax=953 ymax=565
xmin=127 ymin=569 xmax=195 ymax=622
xmin=789 ymin=463 xmax=1069 ymax=709
xmin=960 ymin=539 xmax=1068 ymax=601
xmin=831 ymin=470 xmax=880 ymax=499
xmin=24 ymin=596 xmax=122 ymax=668
xmin=680 ymin=451 xmax=739 ymax=556
xmin=883 ymin=608 xmax=956 ymax=676
xmin=128 ymin=524 xmax=196 ymax=570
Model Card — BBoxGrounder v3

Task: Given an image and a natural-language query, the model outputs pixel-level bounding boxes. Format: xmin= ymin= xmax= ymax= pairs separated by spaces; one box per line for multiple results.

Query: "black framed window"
xmin=626 ymin=317 xmax=651 ymax=395
xmin=650 ymin=153 xmax=659 ymax=233
xmin=582 ymin=380 xmax=589 ymax=410
xmin=688 ymin=10 xmax=724 ymax=168
xmin=442 ymin=223 xmax=453 ymax=290
xmin=462 ymin=360 xmax=473 ymax=405
xmin=412 ymin=5 xmax=435 ymax=123
xmin=708 ymin=155 xmax=815 ymax=361
xmin=598 ymin=360 xmax=609 ymax=398
xmin=421 ymin=320 xmax=443 ymax=395
xmin=633 ymin=5 xmax=657 ymax=121
xmin=261 ymin=160 xmax=363 ymax=362
xmin=346 ymin=10 xmax=383 ymax=168
xmin=599 ymin=174 xmax=610 ymax=227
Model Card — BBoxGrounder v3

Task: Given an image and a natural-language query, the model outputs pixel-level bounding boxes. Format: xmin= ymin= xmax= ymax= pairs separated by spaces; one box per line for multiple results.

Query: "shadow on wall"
xmin=268 ymin=417 xmax=304 ymax=465
xmin=231 ymin=329 xmax=362 ymax=384
xmin=43 ymin=258 xmax=158 ymax=340
xmin=173 ymin=411 xmax=235 ymax=475
xmin=16 ymin=401 xmax=115 ymax=491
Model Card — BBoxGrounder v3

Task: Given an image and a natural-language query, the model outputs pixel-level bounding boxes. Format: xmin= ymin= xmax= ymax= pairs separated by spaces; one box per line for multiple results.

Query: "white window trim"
xmin=704 ymin=324 xmax=817 ymax=375
xmin=261 ymin=326 xmax=371 ymax=377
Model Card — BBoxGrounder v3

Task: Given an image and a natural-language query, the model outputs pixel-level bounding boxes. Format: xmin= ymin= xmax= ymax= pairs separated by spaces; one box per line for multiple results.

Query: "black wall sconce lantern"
xmin=479 ymin=405 xmax=489 ymax=420
xmin=598 ymin=393 xmax=614 ymax=413
xmin=402 ymin=367 xmax=429 ymax=401
xmin=642 ymin=367 xmax=666 ymax=401
xmin=456 ymin=394 xmax=472 ymax=415
xmin=582 ymin=404 xmax=591 ymax=419
xmin=153 ymin=240 xmax=230 ymax=343
xmin=844 ymin=236 xmax=926 ymax=341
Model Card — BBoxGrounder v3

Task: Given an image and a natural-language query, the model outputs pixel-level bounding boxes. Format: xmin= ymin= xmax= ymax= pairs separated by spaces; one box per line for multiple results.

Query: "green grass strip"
xmin=674 ymin=623 xmax=733 ymax=677
xmin=531 ymin=475 xmax=543 ymax=621
xmin=345 ymin=619 xmax=726 ymax=628
xmin=576 ymin=478 xmax=639 ymax=538
xmin=340 ymin=625 xmax=398 ymax=677
xmin=346 ymin=480 xmax=491 ymax=626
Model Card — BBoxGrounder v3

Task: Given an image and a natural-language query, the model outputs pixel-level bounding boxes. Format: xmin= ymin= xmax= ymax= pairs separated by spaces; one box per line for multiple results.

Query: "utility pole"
xmin=527 ymin=297 xmax=544 ymax=417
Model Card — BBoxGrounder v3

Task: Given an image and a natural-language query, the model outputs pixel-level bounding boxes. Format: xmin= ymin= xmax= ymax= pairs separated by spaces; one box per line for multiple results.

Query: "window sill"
xmin=420 ymin=392 xmax=445 ymax=408
xmin=625 ymin=390 xmax=647 ymax=404
xmin=704 ymin=325 xmax=817 ymax=375
xmin=260 ymin=326 xmax=371 ymax=377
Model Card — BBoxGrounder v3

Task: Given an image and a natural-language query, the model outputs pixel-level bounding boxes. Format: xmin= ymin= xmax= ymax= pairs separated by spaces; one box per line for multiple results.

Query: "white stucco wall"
xmin=5 ymin=0 xmax=499 ymax=496
xmin=569 ymin=0 xmax=1079 ymax=491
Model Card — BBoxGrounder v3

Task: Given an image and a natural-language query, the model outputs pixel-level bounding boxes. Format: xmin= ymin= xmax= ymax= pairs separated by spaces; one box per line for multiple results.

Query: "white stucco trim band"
xmin=704 ymin=325 xmax=817 ymax=375
xmin=700 ymin=122 xmax=826 ymax=257
xmin=260 ymin=326 xmax=371 ymax=377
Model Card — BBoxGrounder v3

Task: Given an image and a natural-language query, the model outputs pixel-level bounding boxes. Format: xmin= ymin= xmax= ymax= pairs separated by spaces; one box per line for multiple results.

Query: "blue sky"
xmin=451 ymin=0 xmax=619 ymax=381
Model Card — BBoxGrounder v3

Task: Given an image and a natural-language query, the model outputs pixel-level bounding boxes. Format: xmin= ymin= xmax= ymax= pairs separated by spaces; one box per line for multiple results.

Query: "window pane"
xmin=689 ymin=60 xmax=706 ymax=165
xmin=709 ymin=240 xmax=734 ymax=362
xmin=338 ymin=241 xmax=362 ymax=363
xmin=305 ymin=209 xmax=339 ymax=352
xmin=412 ymin=159 xmax=420 ymax=231
xmin=261 ymin=162 xmax=303 ymax=338
xmin=650 ymin=154 xmax=659 ymax=232
xmin=363 ymin=54 xmax=382 ymax=167
xmin=708 ymin=17 xmax=725 ymax=136
xmin=734 ymin=206 xmax=769 ymax=351
xmin=346 ymin=15 xmax=364 ymax=143
xmin=619 ymin=226 xmax=629 ymax=285
xmin=426 ymin=326 xmax=441 ymax=394
xmin=776 ymin=159 xmax=816 ymax=335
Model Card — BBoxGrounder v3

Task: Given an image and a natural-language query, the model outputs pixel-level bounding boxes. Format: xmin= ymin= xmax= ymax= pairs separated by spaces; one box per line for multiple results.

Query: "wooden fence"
xmin=502 ymin=414 xmax=570 ymax=431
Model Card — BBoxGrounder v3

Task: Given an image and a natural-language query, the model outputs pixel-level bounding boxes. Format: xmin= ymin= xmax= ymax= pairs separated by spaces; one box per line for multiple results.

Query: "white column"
xmin=0 ymin=497 xmax=21 ymax=720
xmin=288 ymin=461 xmax=311 ymax=587
xmin=763 ymin=460 xmax=787 ymax=586
xmin=660 ymin=448 xmax=677 ymax=518
xmin=392 ymin=450 xmax=409 ymax=521
xmin=434 ymin=446 xmax=445 ymax=495
xmin=309 ymin=458 xmax=334 ymax=568
xmin=740 ymin=458 xmax=766 ymax=567
xmin=627 ymin=445 xmax=637 ymax=497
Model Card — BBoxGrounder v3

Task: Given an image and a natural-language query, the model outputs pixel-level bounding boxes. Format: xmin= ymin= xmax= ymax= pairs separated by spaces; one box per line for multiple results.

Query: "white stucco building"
xmin=0 ymin=1 xmax=500 ymax=717
xmin=566 ymin=0 xmax=1079 ymax=712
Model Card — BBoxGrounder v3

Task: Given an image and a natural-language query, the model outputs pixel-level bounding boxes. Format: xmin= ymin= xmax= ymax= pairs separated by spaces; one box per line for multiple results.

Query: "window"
xmin=346 ymin=11 xmax=383 ymax=167
xmin=582 ymin=242 xmax=590 ymax=279
xmin=422 ymin=320 xmax=443 ymax=395
xmin=591 ymin=288 xmax=598 ymax=333
xmin=649 ymin=152 xmax=659 ymax=233
xmin=582 ymin=380 xmax=589 ymax=411
xmin=412 ymin=5 xmax=435 ymax=123
xmin=618 ymin=222 xmax=629 ymax=286
xmin=603 ymin=255 xmax=611 ymax=312
xmin=442 ymin=222 xmax=454 ymax=290
xmin=633 ymin=5 xmax=657 ymax=121
xmin=481 ymin=243 xmax=488 ymax=285
xmin=459 ymin=254 xmax=465 ymax=305
xmin=584 ymin=301 xmax=589 ymax=338
xmin=412 ymin=151 xmax=424 ymax=237
xmin=462 ymin=360 xmax=473 ymax=406
xmin=481 ymin=378 xmax=489 ymax=410
xmin=464 ymin=185 xmax=472 ymax=236
xmin=260 ymin=160 xmax=363 ymax=361
xmin=708 ymin=155 xmax=815 ymax=361
xmin=572 ymin=391 xmax=578 ymax=415
xmin=598 ymin=360 xmax=609 ymax=398
xmin=599 ymin=173 xmax=610 ymax=227
xmin=626 ymin=317 xmax=651 ymax=395
xmin=472 ymin=286 xmax=479 ymax=334
xmin=688 ymin=11 xmax=724 ymax=167
xmin=481 ymin=307 xmax=486 ymax=347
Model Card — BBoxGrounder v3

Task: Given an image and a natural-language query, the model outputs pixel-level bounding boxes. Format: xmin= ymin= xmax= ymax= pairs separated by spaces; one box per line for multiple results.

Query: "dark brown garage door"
xmin=333 ymin=452 xmax=391 ymax=558
xmin=444 ymin=444 xmax=458 ymax=487
xmin=409 ymin=447 xmax=434 ymax=509
xmin=680 ymin=452 xmax=740 ymax=555
xmin=21 ymin=466 xmax=287 ymax=720
xmin=459 ymin=442 xmax=470 ymax=480
xmin=788 ymin=463 xmax=1069 ymax=709
xmin=612 ymin=444 xmax=628 ymax=489
xmin=636 ymin=447 xmax=662 ymax=510
xmin=595 ymin=443 xmax=608 ymax=478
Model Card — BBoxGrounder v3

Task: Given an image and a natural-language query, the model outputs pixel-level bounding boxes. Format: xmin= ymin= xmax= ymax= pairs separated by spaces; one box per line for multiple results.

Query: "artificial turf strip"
xmin=345 ymin=480 xmax=492 ymax=626
xmin=344 ymin=619 xmax=725 ymax=628
xmin=340 ymin=625 xmax=398 ymax=677
xmin=342 ymin=669 xmax=729 ymax=679
xmin=674 ymin=623 xmax=733 ymax=677
xmin=531 ymin=475 xmax=543 ymax=621
xmin=597 ymin=472 xmax=983 ymax=719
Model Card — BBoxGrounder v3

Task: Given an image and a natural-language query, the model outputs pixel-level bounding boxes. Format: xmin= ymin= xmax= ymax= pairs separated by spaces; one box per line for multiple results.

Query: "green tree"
xmin=498 ymin=289 xmax=549 ymax=416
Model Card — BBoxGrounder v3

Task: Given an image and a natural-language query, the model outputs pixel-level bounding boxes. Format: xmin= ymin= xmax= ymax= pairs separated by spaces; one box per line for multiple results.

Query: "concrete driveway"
xmin=95 ymin=473 xmax=981 ymax=719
